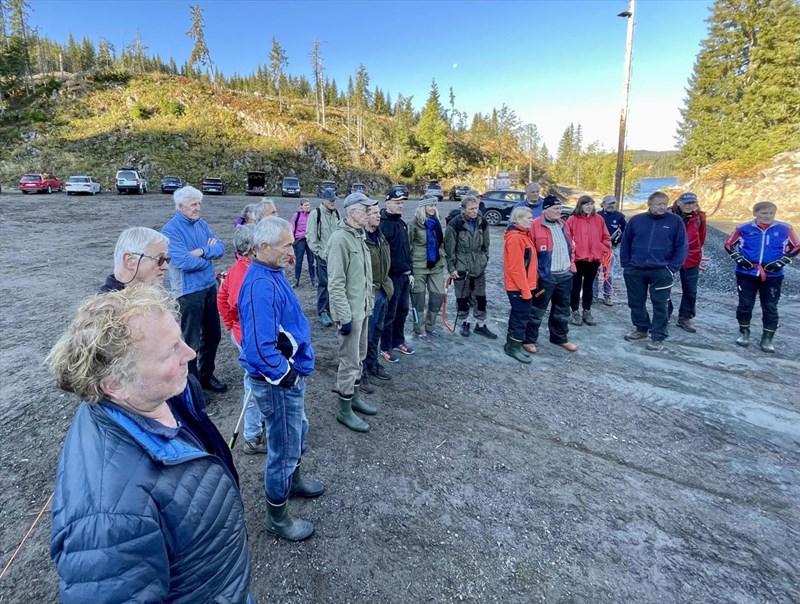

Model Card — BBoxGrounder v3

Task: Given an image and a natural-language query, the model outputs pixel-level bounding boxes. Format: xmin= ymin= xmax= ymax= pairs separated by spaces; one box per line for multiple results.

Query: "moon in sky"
xmin=452 ymin=63 xmax=458 ymax=68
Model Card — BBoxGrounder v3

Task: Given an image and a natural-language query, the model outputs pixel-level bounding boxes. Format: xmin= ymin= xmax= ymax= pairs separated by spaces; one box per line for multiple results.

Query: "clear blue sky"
xmin=29 ymin=0 xmax=714 ymax=152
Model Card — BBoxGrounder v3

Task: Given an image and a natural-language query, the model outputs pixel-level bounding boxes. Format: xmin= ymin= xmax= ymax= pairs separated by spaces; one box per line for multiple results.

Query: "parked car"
xmin=318 ymin=180 xmax=338 ymax=197
xmin=202 ymin=177 xmax=226 ymax=195
xmin=422 ymin=181 xmax=444 ymax=201
xmin=448 ymin=184 xmax=472 ymax=201
xmin=160 ymin=176 xmax=183 ymax=194
xmin=478 ymin=190 xmax=573 ymax=226
xmin=19 ymin=173 xmax=62 ymax=194
xmin=281 ymin=176 xmax=301 ymax=197
xmin=245 ymin=171 xmax=267 ymax=195
xmin=348 ymin=182 xmax=368 ymax=195
xmin=65 ymin=175 xmax=101 ymax=196
xmin=115 ymin=168 xmax=148 ymax=195
xmin=385 ymin=184 xmax=409 ymax=200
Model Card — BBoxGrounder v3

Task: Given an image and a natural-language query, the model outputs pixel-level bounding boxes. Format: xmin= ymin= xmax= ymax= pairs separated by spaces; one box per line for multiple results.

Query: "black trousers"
xmin=315 ymin=257 xmax=329 ymax=316
xmin=178 ymin=285 xmax=222 ymax=382
xmin=571 ymin=260 xmax=601 ymax=311
xmin=736 ymin=272 xmax=783 ymax=330
xmin=530 ymin=271 xmax=573 ymax=345
xmin=381 ymin=273 xmax=411 ymax=350
xmin=667 ymin=266 xmax=700 ymax=319
xmin=623 ymin=266 xmax=673 ymax=341
xmin=506 ymin=291 xmax=532 ymax=342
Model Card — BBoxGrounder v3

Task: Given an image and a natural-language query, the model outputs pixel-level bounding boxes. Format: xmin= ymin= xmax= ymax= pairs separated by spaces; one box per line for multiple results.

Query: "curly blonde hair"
xmin=46 ymin=284 xmax=178 ymax=403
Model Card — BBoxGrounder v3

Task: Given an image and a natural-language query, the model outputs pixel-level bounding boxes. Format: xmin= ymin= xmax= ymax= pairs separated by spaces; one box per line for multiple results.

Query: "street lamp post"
xmin=614 ymin=0 xmax=636 ymax=210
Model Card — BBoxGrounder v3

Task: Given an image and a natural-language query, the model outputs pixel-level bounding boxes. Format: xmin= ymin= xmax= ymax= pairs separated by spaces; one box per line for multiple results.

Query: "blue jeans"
xmin=293 ymin=238 xmax=316 ymax=284
xmin=246 ymin=375 xmax=308 ymax=504
xmin=366 ymin=289 xmax=388 ymax=370
xmin=231 ymin=333 xmax=263 ymax=441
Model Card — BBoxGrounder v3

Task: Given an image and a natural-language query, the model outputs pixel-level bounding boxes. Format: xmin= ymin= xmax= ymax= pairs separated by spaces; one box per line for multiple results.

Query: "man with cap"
xmin=326 ymin=192 xmax=379 ymax=433
xmin=527 ymin=195 xmax=578 ymax=352
xmin=593 ymin=195 xmax=627 ymax=306
xmin=516 ymin=182 xmax=545 ymax=219
xmin=620 ymin=191 xmax=688 ymax=352
xmin=667 ymin=192 xmax=707 ymax=332
xmin=306 ymin=190 xmax=341 ymax=327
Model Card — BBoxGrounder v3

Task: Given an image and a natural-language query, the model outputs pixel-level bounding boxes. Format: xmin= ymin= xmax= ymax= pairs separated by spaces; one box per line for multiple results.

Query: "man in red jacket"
xmin=668 ymin=192 xmax=707 ymax=333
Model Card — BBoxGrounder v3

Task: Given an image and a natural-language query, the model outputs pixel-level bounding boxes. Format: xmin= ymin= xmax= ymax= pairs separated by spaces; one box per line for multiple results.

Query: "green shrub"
xmin=163 ymin=100 xmax=185 ymax=117
xmin=29 ymin=109 xmax=48 ymax=122
xmin=131 ymin=102 xmax=152 ymax=120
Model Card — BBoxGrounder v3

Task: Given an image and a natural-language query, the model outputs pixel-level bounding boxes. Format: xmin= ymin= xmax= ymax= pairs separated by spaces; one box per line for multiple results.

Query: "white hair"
xmin=113 ymin=227 xmax=168 ymax=272
xmin=233 ymin=224 xmax=256 ymax=256
xmin=173 ymin=185 xmax=202 ymax=209
xmin=254 ymin=216 xmax=291 ymax=247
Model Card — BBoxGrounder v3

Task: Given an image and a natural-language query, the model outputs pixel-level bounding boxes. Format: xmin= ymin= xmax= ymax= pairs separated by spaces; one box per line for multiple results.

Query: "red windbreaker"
xmin=216 ymin=255 xmax=252 ymax=346
xmin=670 ymin=204 xmax=707 ymax=268
xmin=503 ymin=225 xmax=538 ymax=298
xmin=565 ymin=213 xmax=611 ymax=262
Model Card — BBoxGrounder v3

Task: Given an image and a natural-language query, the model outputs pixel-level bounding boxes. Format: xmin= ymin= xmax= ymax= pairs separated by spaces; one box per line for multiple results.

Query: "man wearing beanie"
xmin=667 ymin=192 xmax=706 ymax=333
xmin=527 ymin=195 xmax=578 ymax=352
xmin=620 ymin=191 xmax=688 ymax=352
xmin=593 ymin=195 xmax=627 ymax=306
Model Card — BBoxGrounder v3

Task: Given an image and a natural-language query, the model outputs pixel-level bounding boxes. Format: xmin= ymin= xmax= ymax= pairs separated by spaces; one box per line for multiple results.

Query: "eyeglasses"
xmin=135 ymin=253 xmax=171 ymax=266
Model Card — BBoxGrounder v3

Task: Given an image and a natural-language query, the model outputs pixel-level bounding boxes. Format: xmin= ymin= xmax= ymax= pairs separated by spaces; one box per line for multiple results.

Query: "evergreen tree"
xmin=310 ymin=38 xmax=325 ymax=126
xmin=268 ymin=37 xmax=288 ymax=112
xmin=186 ymin=5 xmax=213 ymax=80
xmin=416 ymin=79 xmax=451 ymax=176
xmin=678 ymin=0 xmax=800 ymax=171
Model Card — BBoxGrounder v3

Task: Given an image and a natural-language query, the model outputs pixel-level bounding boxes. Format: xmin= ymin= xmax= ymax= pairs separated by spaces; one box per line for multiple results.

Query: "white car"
xmin=65 ymin=175 xmax=101 ymax=196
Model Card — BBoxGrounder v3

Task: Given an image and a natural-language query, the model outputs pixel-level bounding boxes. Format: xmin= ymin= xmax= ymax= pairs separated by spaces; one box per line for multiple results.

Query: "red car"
xmin=19 ymin=173 xmax=62 ymax=194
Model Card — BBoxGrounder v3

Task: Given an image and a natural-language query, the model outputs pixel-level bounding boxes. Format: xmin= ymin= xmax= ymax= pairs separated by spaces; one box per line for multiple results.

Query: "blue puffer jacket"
xmin=50 ymin=377 xmax=252 ymax=604
xmin=162 ymin=211 xmax=225 ymax=298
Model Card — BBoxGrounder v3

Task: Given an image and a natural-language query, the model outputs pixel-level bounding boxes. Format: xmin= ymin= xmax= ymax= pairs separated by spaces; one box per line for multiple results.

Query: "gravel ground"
xmin=0 ymin=191 xmax=798 ymax=603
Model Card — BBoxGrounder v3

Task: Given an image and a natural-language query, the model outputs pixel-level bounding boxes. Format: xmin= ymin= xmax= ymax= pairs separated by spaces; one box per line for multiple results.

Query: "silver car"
xmin=65 ymin=175 xmax=101 ymax=196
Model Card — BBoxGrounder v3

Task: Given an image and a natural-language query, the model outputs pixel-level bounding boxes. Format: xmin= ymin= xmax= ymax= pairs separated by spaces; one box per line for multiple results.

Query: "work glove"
xmin=610 ymin=230 xmax=622 ymax=247
xmin=730 ymin=252 xmax=754 ymax=270
xmin=338 ymin=322 xmax=352 ymax=336
xmin=764 ymin=255 xmax=792 ymax=273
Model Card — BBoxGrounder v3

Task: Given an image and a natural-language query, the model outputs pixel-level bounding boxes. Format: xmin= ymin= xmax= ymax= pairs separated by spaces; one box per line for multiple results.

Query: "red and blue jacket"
xmin=529 ymin=217 xmax=575 ymax=281
xmin=724 ymin=221 xmax=800 ymax=278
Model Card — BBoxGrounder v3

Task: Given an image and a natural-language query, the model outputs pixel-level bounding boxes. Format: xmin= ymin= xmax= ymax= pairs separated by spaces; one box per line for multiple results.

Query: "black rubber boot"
xmin=760 ymin=329 xmax=775 ymax=353
xmin=735 ymin=325 xmax=750 ymax=347
xmin=265 ymin=500 xmax=314 ymax=541
xmin=336 ymin=395 xmax=370 ymax=432
xmin=351 ymin=385 xmax=377 ymax=416
xmin=290 ymin=462 xmax=325 ymax=498
xmin=504 ymin=335 xmax=531 ymax=364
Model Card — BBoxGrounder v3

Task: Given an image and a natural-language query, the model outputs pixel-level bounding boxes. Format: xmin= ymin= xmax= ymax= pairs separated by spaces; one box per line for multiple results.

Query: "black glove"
xmin=730 ymin=252 xmax=754 ymax=270
xmin=764 ymin=255 xmax=791 ymax=273
xmin=278 ymin=367 xmax=298 ymax=388
xmin=338 ymin=321 xmax=352 ymax=336
xmin=610 ymin=230 xmax=622 ymax=246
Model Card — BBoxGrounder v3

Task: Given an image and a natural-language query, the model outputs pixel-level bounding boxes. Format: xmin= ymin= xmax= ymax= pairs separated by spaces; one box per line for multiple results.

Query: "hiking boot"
xmin=625 ymin=330 xmax=649 ymax=341
xmin=243 ymin=433 xmax=267 ymax=455
xmin=570 ymin=310 xmax=583 ymax=326
xmin=394 ymin=343 xmax=415 ymax=355
xmin=319 ymin=311 xmax=333 ymax=327
xmin=417 ymin=332 xmax=432 ymax=343
xmin=677 ymin=317 xmax=697 ymax=333
xmin=336 ymin=395 xmax=370 ymax=432
xmin=474 ymin=324 xmax=498 ymax=339
xmin=359 ymin=372 xmax=375 ymax=394
xmin=603 ymin=295 xmax=613 ymax=306
xmin=646 ymin=339 xmax=664 ymax=352
xmin=381 ymin=349 xmax=400 ymax=364
xmin=735 ymin=325 xmax=750 ymax=347
xmin=582 ymin=310 xmax=597 ymax=326
xmin=292 ymin=279 xmax=300 ymax=288
xmin=265 ymin=500 xmax=314 ymax=542
xmin=369 ymin=364 xmax=391 ymax=381
xmin=460 ymin=321 xmax=471 ymax=337
xmin=504 ymin=335 xmax=531 ymax=364
xmin=289 ymin=463 xmax=325 ymax=498
xmin=760 ymin=330 xmax=775 ymax=353
xmin=351 ymin=385 xmax=378 ymax=416
xmin=201 ymin=375 xmax=228 ymax=393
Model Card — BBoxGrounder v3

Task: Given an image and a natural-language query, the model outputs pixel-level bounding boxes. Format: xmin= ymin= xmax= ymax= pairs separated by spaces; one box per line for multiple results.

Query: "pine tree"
xmin=678 ymin=0 xmax=800 ymax=171
xmin=310 ymin=38 xmax=325 ymax=126
xmin=186 ymin=5 xmax=213 ymax=80
xmin=268 ymin=37 xmax=288 ymax=112
xmin=416 ymin=79 xmax=451 ymax=176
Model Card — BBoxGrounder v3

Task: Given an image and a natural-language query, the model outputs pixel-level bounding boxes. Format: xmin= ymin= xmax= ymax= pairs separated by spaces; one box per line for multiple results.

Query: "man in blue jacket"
xmin=47 ymin=285 xmax=253 ymax=604
xmin=620 ymin=191 xmax=689 ymax=351
xmin=238 ymin=216 xmax=324 ymax=541
xmin=593 ymin=195 xmax=627 ymax=306
xmin=162 ymin=186 xmax=228 ymax=392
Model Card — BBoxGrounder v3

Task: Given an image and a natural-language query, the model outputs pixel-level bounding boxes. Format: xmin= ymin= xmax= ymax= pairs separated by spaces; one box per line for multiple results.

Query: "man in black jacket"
xmin=99 ymin=227 xmax=170 ymax=293
xmin=379 ymin=190 xmax=415 ymax=363
xmin=620 ymin=191 xmax=688 ymax=351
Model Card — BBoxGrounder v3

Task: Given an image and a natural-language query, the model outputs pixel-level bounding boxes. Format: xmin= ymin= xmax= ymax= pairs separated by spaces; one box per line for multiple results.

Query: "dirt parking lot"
xmin=0 ymin=191 xmax=798 ymax=603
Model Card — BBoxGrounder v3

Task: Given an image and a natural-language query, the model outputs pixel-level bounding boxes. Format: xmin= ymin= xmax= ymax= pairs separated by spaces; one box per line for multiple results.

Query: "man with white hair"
xmin=99 ymin=227 xmax=170 ymax=293
xmin=516 ymin=182 xmax=545 ymax=218
xmin=326 ymin=192 xmax=379 ymax=433
xmin=162 ymin=186 xmax=228 ymax=393
xmin=238 ymin=216 xmax=324 ymax=541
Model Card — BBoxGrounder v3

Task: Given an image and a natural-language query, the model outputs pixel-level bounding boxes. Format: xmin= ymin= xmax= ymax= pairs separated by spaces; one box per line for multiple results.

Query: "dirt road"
xmin=1 ymin=191 xmax=798 ymax=603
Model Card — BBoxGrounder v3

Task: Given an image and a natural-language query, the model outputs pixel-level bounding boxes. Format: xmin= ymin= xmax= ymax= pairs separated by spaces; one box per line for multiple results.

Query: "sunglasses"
xmin=135 ymin=253 xmax=171 ymax=267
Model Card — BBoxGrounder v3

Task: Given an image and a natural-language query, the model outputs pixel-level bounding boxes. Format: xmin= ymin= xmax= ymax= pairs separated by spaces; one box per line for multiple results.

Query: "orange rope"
xmin=598 ymin=248 xmax=615 ymax=295
xmin=0 ymin=491 xmax=54 ymax=582
xmin=441 ymin=276 xmax=456 ymax=334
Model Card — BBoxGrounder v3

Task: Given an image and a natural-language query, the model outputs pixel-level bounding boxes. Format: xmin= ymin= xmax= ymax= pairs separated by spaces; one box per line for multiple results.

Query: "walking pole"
xmin=229 ymin=388 xmax=253 ymax=450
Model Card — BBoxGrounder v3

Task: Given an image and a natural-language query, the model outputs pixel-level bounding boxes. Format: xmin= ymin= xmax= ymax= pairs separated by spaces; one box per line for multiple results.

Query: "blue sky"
xmin=29 ymin=0 xmax=714 ymax=152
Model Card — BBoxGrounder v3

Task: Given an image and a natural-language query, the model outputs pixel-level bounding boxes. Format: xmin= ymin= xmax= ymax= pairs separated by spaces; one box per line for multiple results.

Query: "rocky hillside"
xmin=686 ymin=150 xmax=800 ymax=224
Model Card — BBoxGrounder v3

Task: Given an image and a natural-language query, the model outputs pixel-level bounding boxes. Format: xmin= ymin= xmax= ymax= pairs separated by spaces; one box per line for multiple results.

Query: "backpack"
xmin=445 ymin=208 xmax=461 ymax=225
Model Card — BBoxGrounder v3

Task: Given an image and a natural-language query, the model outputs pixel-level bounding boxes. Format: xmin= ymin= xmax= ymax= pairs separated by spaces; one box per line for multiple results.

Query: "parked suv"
xmin=449 ymin=184 xmax=471 ymax=201
xmin=478 ymin=190 xmax=572 ymax=226
xmin=115 ymin=169 xmax=148 ymax=195
xmin=318 ymin=180 xmax=338 ymax=197
xmin=348 ymin=182 xmax=368 ymax=196
xmin=386 ymin=184 xmax=409 ymax=200
xmin=281 ymin=176 xmax=301 ymax=197
xmin=245 ymin=171 xmax=267 ymax=195
xmin=19 ymin=173 xmax=62 ymax=194
xmin=160 ymin=176 xmax=183 ymax=194
xmin=202 ymin=177 xmax=226 ymax=195
xmin=422 ymin=181 xmax=444 ymax=201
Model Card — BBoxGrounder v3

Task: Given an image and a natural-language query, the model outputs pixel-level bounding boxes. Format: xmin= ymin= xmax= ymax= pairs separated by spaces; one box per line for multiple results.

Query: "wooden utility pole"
xmin=614 ymin=0 xmax=636 ymax=209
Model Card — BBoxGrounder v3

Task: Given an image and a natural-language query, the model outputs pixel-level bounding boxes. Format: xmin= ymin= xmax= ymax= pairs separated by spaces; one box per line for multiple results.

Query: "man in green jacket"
xmin=307 ymin=190 xmax=340 ymax=327
xmin=444 ymin=195 xmax=497 ymax=339
xmin=326 ymin=192 xmax=379 ymax=433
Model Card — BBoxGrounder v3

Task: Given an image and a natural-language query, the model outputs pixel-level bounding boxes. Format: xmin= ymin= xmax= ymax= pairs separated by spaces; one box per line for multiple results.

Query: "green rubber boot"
xmin=760 ymin=329 xmax=775 ymax=353
xmin=504 ymin=335 xmax=531 ymax=364
xmin=351 ymin=384 xmax=377 ymax=415
xmin=265 ymin=500 xmax=314 ymax=541
xmin=289 ymin=462 xmax=325 ymax=498
xmin=735 ymin=324 xmax=750 ymax=347
xmin=336 ymin=395 xmax=370 ymax=432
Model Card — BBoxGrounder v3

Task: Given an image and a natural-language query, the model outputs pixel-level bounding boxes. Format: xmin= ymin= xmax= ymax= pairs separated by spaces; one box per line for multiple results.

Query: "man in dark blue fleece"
xmin=620 ymin=191 xmax=688 ymax=351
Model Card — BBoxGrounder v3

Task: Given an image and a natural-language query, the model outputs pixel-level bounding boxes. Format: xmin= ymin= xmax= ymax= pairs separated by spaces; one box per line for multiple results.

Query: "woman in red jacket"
xmin=503 ymin=206 xmax=538 ymax=363
xmin=565 ymin=195 xmax=611 ymax=326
